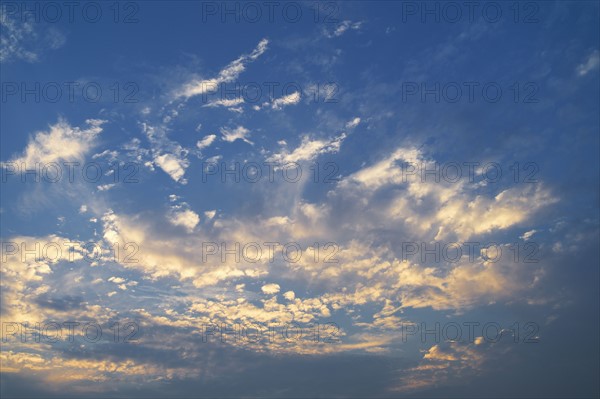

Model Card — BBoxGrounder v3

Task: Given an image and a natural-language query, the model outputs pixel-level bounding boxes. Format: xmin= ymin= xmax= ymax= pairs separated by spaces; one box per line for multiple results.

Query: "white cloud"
xmin=154 ymin=153 xmax=189 ymax=183
xmin=261 ymin=283 xmax=281 ymax=295
xmin=2 ymin=119 xmax=104 ymax=167
xmin=271 ymin=92 xmax=301 ymax=110
xmin=220 ymin=126 xmax=253 ymax=145
xmin=326 ymin=20 xmax=363 ymax=38
xmin=175 ymin=39 xmax=268 ymax=99
xmin=140 ymin=123 xmax=191 ymax=185
xmin=520 ymin=229 xmax=537 ymax=240
xmin=92 ymin=149 xmax=119 ymax=162
xmin=203 ymin=98 xmax=244 ymax=109
xmin=338 ymin=147 xmax=556 ymax=242
xmin=97 ymin=184 xmax=116 ymax=191
xmin=345 ymin=117 xmax=361 ymax=129
xmin=169 ymin=208 xmax=200 ymax=233
xmin=108 ymin=276 xmax=126 ymax=284
xmin=393 ymin=342 xmax=485 ymax=392
xmin=196 ymin=134 xmax=217 ymax=150
xmin=0 ymin=11 xmax=66 ymax=63
xmin=0 ymin=235 xmax=95 ymax=324
xmin=267 ymin=134 xmax=346 ymax=164
xmin=283 ymin=291 xmax=296 ymax=301
xmin=206 ymin=155 xmax=222 ymax=163
xmin=576 ymin=49 xmax=599 ymax=76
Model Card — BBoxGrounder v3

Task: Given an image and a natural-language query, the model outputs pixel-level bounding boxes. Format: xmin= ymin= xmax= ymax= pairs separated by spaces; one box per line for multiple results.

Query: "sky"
xmin=0 ymin=1 xmax=599 ymax=397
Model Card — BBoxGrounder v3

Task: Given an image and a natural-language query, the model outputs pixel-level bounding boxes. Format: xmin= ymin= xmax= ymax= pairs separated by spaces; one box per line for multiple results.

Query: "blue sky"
xmin=1 ymin=1 xmax=599 ymax=397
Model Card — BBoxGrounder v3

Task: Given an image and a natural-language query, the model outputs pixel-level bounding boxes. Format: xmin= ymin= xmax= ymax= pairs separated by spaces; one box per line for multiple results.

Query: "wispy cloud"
xmin=175 ymin=39 xmax=269 ymax=99
xmin=220 ymin=125 xmax=253 ymax=145
xmin=2 ymin=119 xmax=105 ymax=166
xmin=576 ymin=49 xmax=599 ymax=76
xmin=325 ymin=20 xmax=363 ymax=38
xmin=0 ymin=8 xmax=65 ymax=63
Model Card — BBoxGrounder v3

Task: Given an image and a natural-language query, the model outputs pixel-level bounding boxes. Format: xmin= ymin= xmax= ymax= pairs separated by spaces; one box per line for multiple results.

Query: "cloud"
xmin=0 ymin=350 xmax=198 ymax=387
xmin=98 ymin=210 xmax=269 ymax=285
xmin=345 ymin=117 xmax=361 ymax=129
xmin=166 ymin=196 xmax=201 ymax=232
xmin=271 ymin=92 xmax=301 ymax=110
xmin=251 ymin=91 xmax=301 ymax=111
xmin=2 ymin=119 xmax=105 ymax=166
xmin=325 ymin=21 xmax=363 ymax=38
xmin=0 ymin=235 xmax=105 ymax=324
xmin=338 ymin=146 xmax=557 ymax=241
xmin=2 ymin=7 xmax=595 ymax=396
xmin=266 ymin=134 xmax=346 ymax=164
xmin=283 ymin=291 xmax=295 ymax=301
xmin=576 ymin=49 xmax=599 ymax=76
xmin=175 ymin=39 xmax=269 ymax=99
xmin=220 ymin=126 xmax=253 ymax=144
xmin=520 ymin=229 xmax=537 ymax=240
xmin=136 ymin=40 xmax=270 ymax=184
xmin=196 ymin=134 xmax=217 ymax=150
xmin=206 ymin=155 xmax=222 ymax=163
xmin=108 ymin=276 xmax=126 ymax=284
xmin=139 ymin=122 xmax=191 ymax=184
xmin=261 ymin=283 xmax=281 ymax=295
xmin=168 ymin=208 xmax=200 ymax=233
xmin=97 ymin=184 xmax=116 ymax=191
xmin=203 ymin=98 xmax=245 ymax=111
xmin=0 ymin=9 xmax=66 ymax=63
xmin=393 ymin=341 xmax=485 ymax=392
xmin=154 ymin=153 xmax=189 ymax=183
